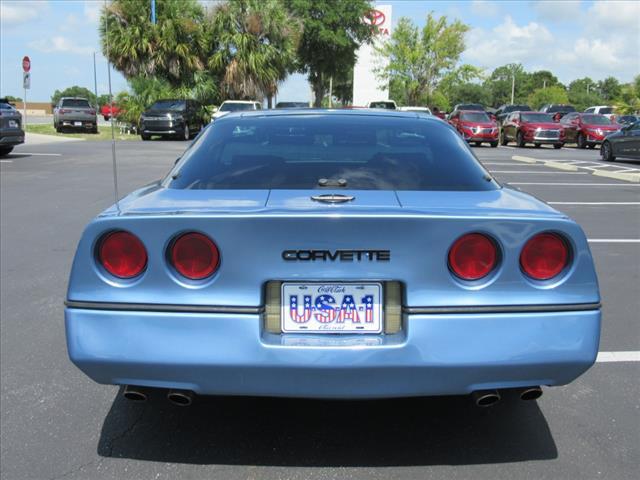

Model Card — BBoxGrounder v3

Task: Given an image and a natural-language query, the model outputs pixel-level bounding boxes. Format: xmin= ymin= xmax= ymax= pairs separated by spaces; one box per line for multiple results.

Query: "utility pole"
xmin=151 ymin=0 xmax=156 ymax=24
xmin=93 ymin=52 xmax=98 ymax=108
xmin=511 ymin=74 xmax=515 ymax=105
xmin=329 ymin=76 xmax=333 ymax=108
xmin=543 ymin=79 xmax=546 ymax=90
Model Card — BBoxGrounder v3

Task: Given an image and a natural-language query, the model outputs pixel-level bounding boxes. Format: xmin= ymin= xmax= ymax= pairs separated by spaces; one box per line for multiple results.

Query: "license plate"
xmin=281 ymin=282 xmax=383 ymax=333
xmin=9 ymin=120 xmax=17 ymax=128
xmin=74 ymin=121 xmax=82 ymax=126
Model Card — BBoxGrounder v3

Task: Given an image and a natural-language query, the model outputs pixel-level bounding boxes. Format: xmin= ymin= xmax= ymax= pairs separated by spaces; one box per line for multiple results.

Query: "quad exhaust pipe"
xmin=123 ymin=386 xmax=195 ymax=406
xmin=123 ymin=385 xmax=150 ymax=402
xmin=471 ymin=389 xmax=501 ymax=407
xmin=167 ymin=389 xmax=194 ymax=406
xmin=519 ymin=386 xmax=543 ymax=401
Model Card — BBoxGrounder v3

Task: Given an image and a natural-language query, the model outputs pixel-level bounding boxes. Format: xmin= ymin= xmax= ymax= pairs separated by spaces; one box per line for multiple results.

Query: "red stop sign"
xmin=23 ymin=56 xmax=31 ymax=72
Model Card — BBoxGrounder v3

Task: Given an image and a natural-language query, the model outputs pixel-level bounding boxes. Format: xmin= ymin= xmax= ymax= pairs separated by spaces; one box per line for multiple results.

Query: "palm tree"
xmin=208 ymin=0 xmax=299 ymax=106
xmin=100 ymin=0 xmax=209 ymax=87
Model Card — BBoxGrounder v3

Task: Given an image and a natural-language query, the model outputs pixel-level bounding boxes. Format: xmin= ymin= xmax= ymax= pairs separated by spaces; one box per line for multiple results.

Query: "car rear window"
xmin=150 ymin=100 xmax=186 ymax=111
xmin=598 ymin=107 xmax=613 ymax=114
xmin=369 ymin=102 xmax=396 ymax=109
xmin=61 ymin=99 xmax=90 ymax=108
xmin=461 ymin=112 xmax=490 ymax=122
xmin=220 ymin=102 xmax=258 ymax=112
xmin=167 ymin=115 xmax=497 ymax=191
xmin=582 ymin=115 xmax=613 ymax=125
xmin=522 ymin=113 xmax=554 ymax=122
xmin=547 ymin=105 xmax=576 ymax=113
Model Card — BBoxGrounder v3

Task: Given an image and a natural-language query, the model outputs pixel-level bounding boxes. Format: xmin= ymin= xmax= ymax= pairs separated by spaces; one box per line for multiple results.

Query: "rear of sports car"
xmin=65 ymin=111 xmax=601 ymax=405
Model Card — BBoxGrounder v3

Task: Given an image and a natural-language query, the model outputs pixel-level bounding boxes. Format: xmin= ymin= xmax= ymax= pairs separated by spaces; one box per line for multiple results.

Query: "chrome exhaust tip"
xmin=167 ymin=389 xmax=194 ymax=407
xmin=519 ymin=386 xmax=543 ymax=401
xmin=471 ymin=389 xmax=501 ymax=407
xmin=123 ymin=385 xmax=149 ymax=402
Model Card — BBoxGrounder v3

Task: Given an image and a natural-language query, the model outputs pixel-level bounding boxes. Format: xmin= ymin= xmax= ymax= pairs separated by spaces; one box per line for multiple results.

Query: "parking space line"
xmin=588 ymin=239 xmax=640 ymax=243
xmin=0 ymin=160 xmax=13 ymax=163
xmin=10 ymin=152 xmax=62 ymax=156
xmin=596 ymin=351 xmax=640 ymax=362
xmin=549 ymin=202 xmax=640 ymax=205
xmin=491 ymin=171 xmax=587 ymax=174
xmin=510 ymin=182 xmax=639 ymax=186
xmin=482 ymin=162 xmax=546 ymax=166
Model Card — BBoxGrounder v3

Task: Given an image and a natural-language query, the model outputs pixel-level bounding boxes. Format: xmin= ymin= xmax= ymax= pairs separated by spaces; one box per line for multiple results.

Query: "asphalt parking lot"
xmin=1 ymin=139 xmax=638 ymax=480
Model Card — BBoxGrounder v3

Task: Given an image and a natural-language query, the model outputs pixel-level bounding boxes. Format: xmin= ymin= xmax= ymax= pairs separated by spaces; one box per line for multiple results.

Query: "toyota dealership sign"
xmin=353 ymin=5 xmax=392 ymax=106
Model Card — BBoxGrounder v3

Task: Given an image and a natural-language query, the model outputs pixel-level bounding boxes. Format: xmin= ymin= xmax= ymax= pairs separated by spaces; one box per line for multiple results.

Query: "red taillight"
xmin=89 ymin=109 xmax=96 ymax=115
xmin=448 ymin=233 xmax=498 ymax=280
xmin=170 ymin=232 xmax=220 ymax=280
xmin=98 ymin=231 xmax=147 ymax=278
xmin=59 ymin=109 xmax=67 ymax=114
xmin=520 ymin=233 xmax=569 ymax=280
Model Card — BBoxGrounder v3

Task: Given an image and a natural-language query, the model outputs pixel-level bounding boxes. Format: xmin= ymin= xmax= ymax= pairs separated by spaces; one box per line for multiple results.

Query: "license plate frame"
xmin=8 ymin=120 xmax=18 ymax=128
xmin=281 ymin=282 xmax=383 ymax=334
xmin=74 ymin=121 xmax=82 ymax=126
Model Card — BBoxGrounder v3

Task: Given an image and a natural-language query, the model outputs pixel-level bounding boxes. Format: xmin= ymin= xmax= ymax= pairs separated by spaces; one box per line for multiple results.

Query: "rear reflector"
xmin=170 ymin=232 xmax=220 ymax=280
xmin=98 ymin=231 xmax=147 ymax=278
xmin=448 ymin=233 xmax=498 ymax=280
xmin=520 ymin=232 xmax=569 ymax=280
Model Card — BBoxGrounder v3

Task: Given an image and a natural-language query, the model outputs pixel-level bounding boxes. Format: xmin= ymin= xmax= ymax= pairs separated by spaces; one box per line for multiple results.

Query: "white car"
xmin=584 ymin=106 xmax=615 ymax=120
xmin=211 ymin=100 xmax=262 ymax=121
xmin=399 ymin=106 xmax=432 ymax=115
xmin=368 ymin=100 xmax=397 ymax=110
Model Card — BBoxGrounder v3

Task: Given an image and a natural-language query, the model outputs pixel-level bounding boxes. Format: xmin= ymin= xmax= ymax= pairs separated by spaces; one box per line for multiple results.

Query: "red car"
xmin=448 ymin=110 xmax=499 ymax=147
xmin=501 ymin=111 xmax=565 ymax=149
xmin=560 ymin=112 xmax=621 ymax=149
xmin=100 ymin=103 xmax=121 ymax=121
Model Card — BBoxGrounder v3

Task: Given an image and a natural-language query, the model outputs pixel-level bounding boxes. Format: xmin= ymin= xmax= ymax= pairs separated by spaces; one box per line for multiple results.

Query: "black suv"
xmin=540 ymin=104 xmax=576 ymax=120
xmin=0 ymin=98 xmax=25 ymax=156
xmin=495 ymin=104 xmax=531 ymax=125
xmin=139 ymin=99 xmax=206 ymax=141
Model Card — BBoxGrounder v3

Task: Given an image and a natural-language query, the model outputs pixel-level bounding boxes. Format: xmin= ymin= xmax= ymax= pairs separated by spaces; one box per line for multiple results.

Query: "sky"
xmin=1 ymin=0 xmax=639 ymax=103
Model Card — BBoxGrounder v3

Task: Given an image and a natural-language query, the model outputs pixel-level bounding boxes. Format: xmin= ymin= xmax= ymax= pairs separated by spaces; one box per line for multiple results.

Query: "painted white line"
xmin=10 ymin=152 xmax=62 ymax=156
xmin=588 ymin=239 xmax=640 ymax=243
xmin=510 ymin=182 xmax=639 ymax=186
xmin=492 ymin=171 xmax=587 ymax=174
xmin=549 ymin=202 xmax=640 ymax=205
xmin=482 ymin=162 xmax=546 ymax=166
xmin=596 ymin=351 xmax=640 ymax=363
xmin=0 ymin=160 xmax=13 ymax=163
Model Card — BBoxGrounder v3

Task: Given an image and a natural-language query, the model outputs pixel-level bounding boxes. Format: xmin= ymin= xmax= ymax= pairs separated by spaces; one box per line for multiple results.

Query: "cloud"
xmin=470 ymin=0 xmax=501 ymax=18
xmin=29 ymin=36 xmax=94 ymax=55
xmin=464 ymin=16 xmax=554 ymax=67
xmin=0 ymin=1 xmax=42 ymax=23
xmin=533 ymin=0 xmax=582 ymax=23
xmin=84 ymin=0 xmax=101 ymax=23
xmin=585 ymin=0 xmax=640 ymax=32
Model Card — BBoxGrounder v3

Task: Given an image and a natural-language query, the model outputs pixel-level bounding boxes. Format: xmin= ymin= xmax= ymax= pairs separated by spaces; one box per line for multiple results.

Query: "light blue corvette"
xmin=65 ymin=110 xmax=601 ymax=407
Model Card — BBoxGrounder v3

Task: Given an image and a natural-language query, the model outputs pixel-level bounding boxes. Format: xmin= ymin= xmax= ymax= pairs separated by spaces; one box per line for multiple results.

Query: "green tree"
xmin=376 ymin=14 xmax=470 ymax=106
xmin=448 ymin=82 xmax=491 ymax=107
xmin=526 ymin=70 xmax=562 ymax=92
xmin=597 ymin=77 xmax=621 ymax=101
xmin=51 ymin=86 xmax=97 ymax=107
xmin=614 ymin=76 xmax=640 ymax=114
xmin=101 ymin=0 xmax=209 ymax=87
xmin=527 ymin=85 xmax=569 ymax=110
xmin=209 ymin=0 xmax=299 ymax=106
xmin=4 ymin=95 xmax=22 ymax=103
xmin=115 ymin=76 xmax=175 ymax=126
xmin=568 ymin=77 xmax=603 ymax=111
xmin=286 ymin=0 xmax=374 ymax=107
xmin=484 ymin=63 xmax=530 ymax=107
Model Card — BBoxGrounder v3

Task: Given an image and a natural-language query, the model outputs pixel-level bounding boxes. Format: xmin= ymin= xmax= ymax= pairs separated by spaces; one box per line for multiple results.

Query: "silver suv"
xmin=54 ymin=97 xmax=97 ymax=133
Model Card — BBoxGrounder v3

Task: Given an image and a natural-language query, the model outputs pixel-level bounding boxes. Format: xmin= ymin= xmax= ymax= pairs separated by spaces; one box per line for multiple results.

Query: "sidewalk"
xmin=24 ymin=132 xmax=84 ymax=145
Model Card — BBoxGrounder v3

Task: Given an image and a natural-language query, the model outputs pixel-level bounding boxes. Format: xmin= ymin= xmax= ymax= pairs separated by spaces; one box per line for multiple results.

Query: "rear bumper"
xmin=58 ymin=117 xmax=96 ymax=128
xmin=65 ymin=307 xmax=601 ymax=398
xmin=0 ymin=131 xmax=25 ymax=146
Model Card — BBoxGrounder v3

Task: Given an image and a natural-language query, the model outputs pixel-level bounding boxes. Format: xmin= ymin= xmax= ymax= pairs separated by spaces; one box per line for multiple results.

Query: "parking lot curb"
xmin=511 ymin=155 xmax=537 ymax=164
xmin=545 ymin=161 xmax=579 ymax=171
xmin=592 ymin=169 xmax=640 ymax=183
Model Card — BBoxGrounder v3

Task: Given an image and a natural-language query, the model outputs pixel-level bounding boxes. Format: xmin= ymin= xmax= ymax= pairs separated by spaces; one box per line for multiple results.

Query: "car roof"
xmin=215 ymin=108 xmax=445 ymax=122
xmin=221 ymin=100 xmax=260 ymax=104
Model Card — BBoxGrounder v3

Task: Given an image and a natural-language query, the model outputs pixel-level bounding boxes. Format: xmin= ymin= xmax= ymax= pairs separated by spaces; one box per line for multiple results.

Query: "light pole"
xmin=510 ymin=74 xmax=515 ymax=105
xmin=93 ymin=52 xmax=98 ymax=108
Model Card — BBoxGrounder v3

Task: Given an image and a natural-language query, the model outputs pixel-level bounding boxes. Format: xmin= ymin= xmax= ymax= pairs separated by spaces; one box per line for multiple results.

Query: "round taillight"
xmin=448 ymin=233 xmax=498 ymax=280
xmin=98 ymin=231 xmax=147 ymax=278
xmin=520 ymin=232 xmax=569 ymax=280
xmin=170 ymin=232 xmax=220 ymax=280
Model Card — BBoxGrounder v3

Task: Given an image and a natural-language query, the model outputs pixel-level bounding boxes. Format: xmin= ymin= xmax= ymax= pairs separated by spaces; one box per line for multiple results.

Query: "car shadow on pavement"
xmin=97 ymin=387 xmax=557 ymax=466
